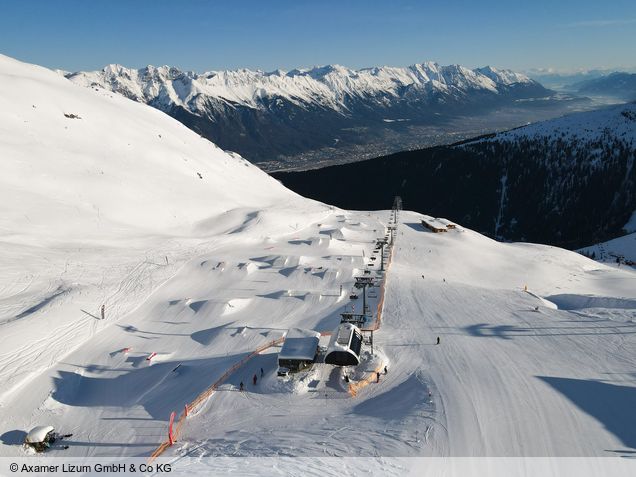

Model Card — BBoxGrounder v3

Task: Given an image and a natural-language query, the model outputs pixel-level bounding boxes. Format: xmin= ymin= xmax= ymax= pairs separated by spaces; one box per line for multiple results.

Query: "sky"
xmin=1 ymin=0 xmax=635 ymax=73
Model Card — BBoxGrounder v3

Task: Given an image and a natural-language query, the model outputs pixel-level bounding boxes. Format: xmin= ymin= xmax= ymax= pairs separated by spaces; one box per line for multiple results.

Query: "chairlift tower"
xmin=376 ymin=237 xmax=388 ymax=271
xmin=354 ymin=276 xmax=375 ymax=318
xmin=392 ymin=196 xmax=402 ymax=224
xmin=387 ymin=224 xmax=397 ymax=245
xmin=340 ymin=312 xmax=367 ymax=327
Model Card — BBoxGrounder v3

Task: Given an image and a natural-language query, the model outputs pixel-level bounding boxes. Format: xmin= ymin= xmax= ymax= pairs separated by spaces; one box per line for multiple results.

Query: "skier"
xmin=239 ymin=381 xmax=244 ymax=392
xmin=260 ymin=367 xmax=264 ymax=378
xmin=376 ymin=372 xmax=380 ymax=383
xmin=384 ymin=366 xmax=388 ymax=375
xmin=253 ymin=374 xmax=257 ymax=386
xmin=436 ymin=336 xmax=440 ymax=345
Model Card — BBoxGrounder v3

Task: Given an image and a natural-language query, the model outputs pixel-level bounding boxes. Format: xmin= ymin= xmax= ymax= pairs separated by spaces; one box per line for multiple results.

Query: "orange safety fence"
xmin=347 ymin=239 xmax=395 ymax=397
xmin=149 ymin=336 xmax=285 ymax=461
xmin=363 ymin=242 xmax=394 ymax=332
xmin=348 ymin=361 xmax=385 ymax=397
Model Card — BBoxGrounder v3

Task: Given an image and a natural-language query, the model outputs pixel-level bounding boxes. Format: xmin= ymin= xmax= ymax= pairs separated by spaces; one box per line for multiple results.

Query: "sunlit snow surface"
xmin=1 ymin=55 xmax=636 ymax=476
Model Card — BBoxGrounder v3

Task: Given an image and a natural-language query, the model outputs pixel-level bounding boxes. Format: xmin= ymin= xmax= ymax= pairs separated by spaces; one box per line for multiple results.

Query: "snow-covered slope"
xmin=2 ymin=54 xmax=636 ymax=476
xmin=0 ymin=54 xmax=317 ymax=242
xmin=481 ymin=101 xmax=636 ymax=145
xmin=66 ymin=62 xmax=537 ymax=114
xmin=579 ymin=232 xmax=636 ymax=264
xmin=0 ymin=53 xmax=327 ymax=408
xmin=4 ymin=205 xmax=635 ymax=475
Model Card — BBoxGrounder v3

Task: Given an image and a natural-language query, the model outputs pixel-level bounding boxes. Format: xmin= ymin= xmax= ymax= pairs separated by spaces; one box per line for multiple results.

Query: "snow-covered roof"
xmin=25 ymin=426 xmax=54 ymax=443
xmin=278 ymin=328 xmax=320 ymax=361
xmin=422 ymin=216 xmax=449 ymax=230
xmin=436 ymin=218 xmax=455 ymax=227
xmin=327 ymin=322 xmax=362 ymax=352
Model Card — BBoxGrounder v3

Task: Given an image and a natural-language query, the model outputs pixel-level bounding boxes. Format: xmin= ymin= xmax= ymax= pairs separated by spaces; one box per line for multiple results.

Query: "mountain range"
xmin=64 ymin=62 xmax=557 ymax=166
xmin=570 ymin=72 xmax=636 ymax=101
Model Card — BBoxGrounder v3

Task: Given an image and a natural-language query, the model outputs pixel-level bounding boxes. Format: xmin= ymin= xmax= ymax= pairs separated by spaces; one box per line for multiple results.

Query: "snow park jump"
xmin=148 ymin=206 xmax=400 ymax=461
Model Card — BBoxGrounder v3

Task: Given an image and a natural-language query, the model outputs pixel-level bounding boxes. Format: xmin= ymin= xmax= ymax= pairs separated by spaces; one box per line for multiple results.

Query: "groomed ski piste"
xmin=2 ymin=55 xmax=636 ymax=476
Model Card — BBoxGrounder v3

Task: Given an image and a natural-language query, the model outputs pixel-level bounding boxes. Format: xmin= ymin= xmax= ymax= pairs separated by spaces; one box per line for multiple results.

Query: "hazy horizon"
xmin=1 ymin=0 xmax=635 ymax=74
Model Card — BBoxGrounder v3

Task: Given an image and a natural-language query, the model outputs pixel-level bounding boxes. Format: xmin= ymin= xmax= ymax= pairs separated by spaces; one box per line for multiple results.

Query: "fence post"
xmin=168 ymin=411 xmax=176 ymax=445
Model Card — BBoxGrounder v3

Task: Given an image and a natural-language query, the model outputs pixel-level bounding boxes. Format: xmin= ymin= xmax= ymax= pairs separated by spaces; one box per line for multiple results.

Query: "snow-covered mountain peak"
xmin=475 ymin=65 xmax=531 ymax=85
xmin=66 ymin=60 xmax=541 ymax=113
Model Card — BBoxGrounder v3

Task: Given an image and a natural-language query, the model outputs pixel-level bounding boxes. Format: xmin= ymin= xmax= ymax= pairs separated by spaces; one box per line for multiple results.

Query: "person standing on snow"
xmin=253 ymin=374 xmax=258 ymax=386
xmin=436 ymin=336 xmax=440 ymax=345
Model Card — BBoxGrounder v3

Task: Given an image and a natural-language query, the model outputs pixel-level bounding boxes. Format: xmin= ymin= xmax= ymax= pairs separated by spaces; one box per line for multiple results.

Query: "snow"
xmin=65 ymin=61 xmax=536 ymax=115
xmin=468 ymin=102 xmax=636 ymax=145
xmin=476 ymin=66 xmax=531 ymax=85
xmin=0 ymin=52 xmax=327 ymax=412
xmin=2 ymin=54 xmax=636 ymax=475
xmin=277 ymin=328 xmax=320 ymax=361
xmin=24 ymin=426 xmax=54 ymax=444
xmin=579 ymin=231 xmax=636 ymax=264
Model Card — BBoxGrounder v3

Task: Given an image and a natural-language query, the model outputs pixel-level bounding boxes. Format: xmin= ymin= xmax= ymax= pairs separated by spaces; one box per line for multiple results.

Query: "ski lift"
xmin=349 ymin=292 xmax=359 ymax=300
xmin=368 ymin=290 xmax=378 ymax=298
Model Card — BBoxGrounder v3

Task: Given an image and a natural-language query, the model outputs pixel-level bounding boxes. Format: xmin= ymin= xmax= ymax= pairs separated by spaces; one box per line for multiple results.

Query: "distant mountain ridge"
xmin=274 ymin=102 xmax=636 ymax=249
xmin=570 ymin=72 xmax=636 ymax=101
xmin=64 ymin=62 xmax=553 ymax=164
xmin=66 ymin=62 xmax=538 ymax=113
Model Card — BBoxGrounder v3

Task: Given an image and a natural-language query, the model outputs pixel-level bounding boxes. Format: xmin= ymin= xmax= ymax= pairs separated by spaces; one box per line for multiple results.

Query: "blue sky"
xmin=1 ymin=0 xmax=635 ymax=73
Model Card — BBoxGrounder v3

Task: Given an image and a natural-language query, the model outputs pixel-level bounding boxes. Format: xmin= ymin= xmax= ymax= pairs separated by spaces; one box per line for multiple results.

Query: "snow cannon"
xmin=24 ymin=426 xmax=55 ymax=453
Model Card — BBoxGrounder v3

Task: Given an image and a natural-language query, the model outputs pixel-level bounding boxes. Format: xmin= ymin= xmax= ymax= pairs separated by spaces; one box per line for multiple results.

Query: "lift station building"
xmin=324 ymin=322 xmax=363 ymax=366
xmin=277 ymin=328 xmax=321 ymax=373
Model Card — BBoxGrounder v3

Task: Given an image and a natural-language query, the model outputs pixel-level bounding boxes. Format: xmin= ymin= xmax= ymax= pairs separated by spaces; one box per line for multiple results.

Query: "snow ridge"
xmin=65 ymin=61 xmax=537 ymax=115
